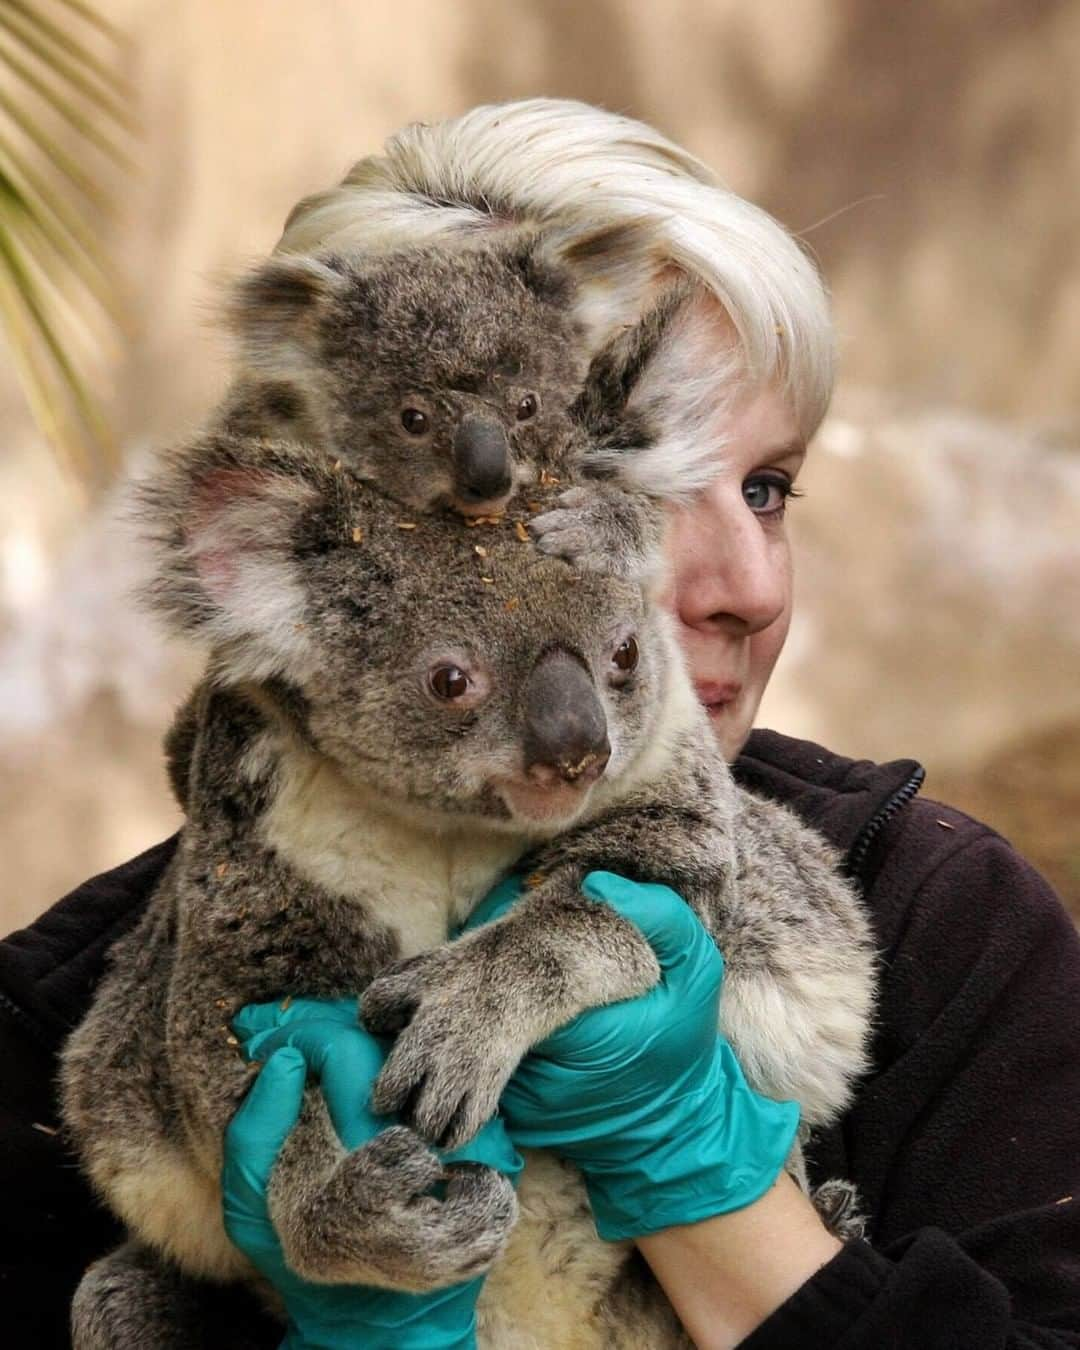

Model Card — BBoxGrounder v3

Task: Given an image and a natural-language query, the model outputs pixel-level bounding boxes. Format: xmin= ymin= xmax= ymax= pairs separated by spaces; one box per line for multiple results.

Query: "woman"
xmin=2 ymin=100 xmax=1077 ymax=1348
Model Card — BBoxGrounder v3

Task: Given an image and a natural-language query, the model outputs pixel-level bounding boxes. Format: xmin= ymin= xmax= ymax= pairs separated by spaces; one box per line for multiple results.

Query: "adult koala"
xmin=62 ymin=192 xmax=871 ymax=1347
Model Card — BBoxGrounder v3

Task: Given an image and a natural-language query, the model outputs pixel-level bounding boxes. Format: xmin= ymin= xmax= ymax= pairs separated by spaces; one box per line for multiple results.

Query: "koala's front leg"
xmin=174 ymin=954 xmax=514 ymax=1291
xmin=362 ymin=878 xmax=661 ymax=1149
xmin=266 ymin=1097 xmax=516 ymax=1291
xmin=530 ymin=481 xmax=664 ymax=581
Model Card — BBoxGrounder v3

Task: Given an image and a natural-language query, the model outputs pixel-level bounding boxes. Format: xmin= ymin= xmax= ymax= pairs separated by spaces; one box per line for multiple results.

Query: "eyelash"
xmin=743 ymin=473 xmax=804 ymax=517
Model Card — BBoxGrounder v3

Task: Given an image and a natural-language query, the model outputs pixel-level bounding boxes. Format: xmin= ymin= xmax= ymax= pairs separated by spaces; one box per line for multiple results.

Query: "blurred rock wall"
xmin=2 ymin=0 xmax=1078 ymax=932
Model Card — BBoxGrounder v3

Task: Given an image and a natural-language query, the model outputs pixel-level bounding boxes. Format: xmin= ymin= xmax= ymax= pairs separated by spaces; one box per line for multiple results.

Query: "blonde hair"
xmin=278 ymin=98 xmax=835 ymax=443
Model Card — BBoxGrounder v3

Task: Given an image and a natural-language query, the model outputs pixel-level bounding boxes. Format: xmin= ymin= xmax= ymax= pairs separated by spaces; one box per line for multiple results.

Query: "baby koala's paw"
xmin=275 ymin=1124 xmax=516 ymax=1290
xmin=530 ymin=487 xmax=606 ymax=569
xmin=530 ymin=484 xmax=661 ymax=580
xmin=363 ymin=947 xmax=524 ymax=1152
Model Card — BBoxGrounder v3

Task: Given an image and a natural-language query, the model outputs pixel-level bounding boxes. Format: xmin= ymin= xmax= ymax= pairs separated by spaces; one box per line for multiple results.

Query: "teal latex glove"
xmin=223 ymin=998 xmax=522 ymax=1350
xmin=462 ymin=871 xmax=800 ymax=1241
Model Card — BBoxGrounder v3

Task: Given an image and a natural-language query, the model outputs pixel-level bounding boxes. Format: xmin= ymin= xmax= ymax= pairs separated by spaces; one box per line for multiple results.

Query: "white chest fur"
xmin=258 ymin=745 xmax=526 ymax=954
xmin=478 ymin=1154 xmax=679 ymax=1349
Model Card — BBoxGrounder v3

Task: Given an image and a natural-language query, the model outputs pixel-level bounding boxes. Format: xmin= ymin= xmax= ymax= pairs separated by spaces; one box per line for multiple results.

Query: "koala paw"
xmin=363 ymin=949 xmax=521 ymax=1151
xmin=275 ymin=1124 xmax=516 ymax=1291
xmin=531 ymin=488 xmax=607 ymax=570
xmin=530 ymin=485 xmax=660 ymax=580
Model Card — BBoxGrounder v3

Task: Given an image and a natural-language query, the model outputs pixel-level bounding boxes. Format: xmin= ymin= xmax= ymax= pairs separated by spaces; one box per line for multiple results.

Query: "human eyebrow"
xmin=765 ymin=441 xmax=806 ymax=468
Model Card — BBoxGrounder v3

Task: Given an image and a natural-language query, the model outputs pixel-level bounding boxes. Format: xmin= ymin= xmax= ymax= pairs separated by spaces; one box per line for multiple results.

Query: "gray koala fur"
xmin=211 ymin=221 xmax=674 ymax=545
xmin=61 ymin=236 xmax=875 ymax=1348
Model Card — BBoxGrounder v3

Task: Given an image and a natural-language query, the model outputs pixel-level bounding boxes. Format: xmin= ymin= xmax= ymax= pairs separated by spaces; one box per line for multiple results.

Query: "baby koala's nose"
xmin=523 ymin=648 xmax=611 ymax=787
xmin=453 ymin=417 xmax=513 ymax=505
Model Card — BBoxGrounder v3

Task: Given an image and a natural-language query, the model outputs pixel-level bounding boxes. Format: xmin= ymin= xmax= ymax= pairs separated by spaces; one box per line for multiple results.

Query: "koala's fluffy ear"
xmin=226 ymin=254 xmax=348 ymax=374
xmin=574 ymin=282 xmax=742 ymax=500
xmin=534 ymin=218 xmax=669 ymax=349
xmin=573 ymin=281 xmax=695 ymax=429
xmin=137 ymin=436 xmax=324 ymax=680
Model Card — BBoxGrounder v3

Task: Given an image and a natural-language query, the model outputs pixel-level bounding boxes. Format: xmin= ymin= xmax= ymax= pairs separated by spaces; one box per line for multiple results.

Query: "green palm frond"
xmin=0 ymin=0 xmax=134 ymax=488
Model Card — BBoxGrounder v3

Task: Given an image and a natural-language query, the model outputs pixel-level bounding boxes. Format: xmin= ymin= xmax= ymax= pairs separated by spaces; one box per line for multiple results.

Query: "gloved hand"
xmin=223 ymin=998 xmax=522 ymax=1350
xmin=461 ymin=871 xmax=800 ymax=1242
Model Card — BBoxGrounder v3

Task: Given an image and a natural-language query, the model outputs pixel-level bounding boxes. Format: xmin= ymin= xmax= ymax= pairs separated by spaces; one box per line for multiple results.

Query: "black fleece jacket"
xmin=2 ymin=730 xmax=1078 ymax=1348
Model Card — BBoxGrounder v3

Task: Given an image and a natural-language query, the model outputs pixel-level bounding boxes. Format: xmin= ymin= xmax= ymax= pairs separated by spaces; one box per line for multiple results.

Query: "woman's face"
xmin=663 ymin=385 xmax=805 ymax=761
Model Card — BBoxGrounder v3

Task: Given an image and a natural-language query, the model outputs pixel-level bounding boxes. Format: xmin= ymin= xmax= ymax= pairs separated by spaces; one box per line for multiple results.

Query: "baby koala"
xmin=211 ymin=222 xmax=688 ymax=585
xmin=217 ymin=223 xmax=630 ymax=516
xmin=60 ymin=235 xmax=874 ymax=1348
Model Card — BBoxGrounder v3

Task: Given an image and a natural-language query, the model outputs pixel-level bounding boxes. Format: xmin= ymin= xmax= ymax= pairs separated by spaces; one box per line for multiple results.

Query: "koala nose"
xmin=453 ymin=417 xmax=513 ymax=504
xmin=522 ymin=648 xmax=610 ymax=786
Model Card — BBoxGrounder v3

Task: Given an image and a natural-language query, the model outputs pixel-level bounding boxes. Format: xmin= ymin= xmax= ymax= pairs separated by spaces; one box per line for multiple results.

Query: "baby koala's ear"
xmin=574 ymin=281 xmax=740 ymax=501
xmin=535 ymin=218 xmax=669 ymax=349
xmin=573 ymin=280 xmax=695 ymax=428
xmin=136 ymin=436 xmax=324 ymax=678
xmin=225 ymin=253 xmax=349 ymax=375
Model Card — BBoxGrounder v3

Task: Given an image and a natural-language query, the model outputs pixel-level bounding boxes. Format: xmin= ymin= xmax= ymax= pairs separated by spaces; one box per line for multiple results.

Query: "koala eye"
xmin=610 ymin=636 xmax=639 ymax=684
xmin=401 ymin=407 xmax=429 ymax=436
xmin=516 ymin=393 xmax=539 ymax=422
xmin=429 ymin=665 xmax=470 ymax=700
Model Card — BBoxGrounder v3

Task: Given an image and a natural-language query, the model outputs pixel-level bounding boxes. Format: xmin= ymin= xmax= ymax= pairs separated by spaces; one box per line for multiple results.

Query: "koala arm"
xmin=364 ymin=767 xmax=874 ymax=1156
xmin=362 ymin=865 xmax=663 ymax=1150
xmin=362 ymin=770 xmax=737 ymax=1151
xmin=530 ymin=275 xmax=720 ymax=583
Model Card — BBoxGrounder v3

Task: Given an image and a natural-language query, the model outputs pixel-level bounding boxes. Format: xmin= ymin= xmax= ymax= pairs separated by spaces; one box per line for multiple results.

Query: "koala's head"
xmin=143 ymin=436 xmax=684 ymax=835
xmin=225 ymin=232 xmax=609 ymax=518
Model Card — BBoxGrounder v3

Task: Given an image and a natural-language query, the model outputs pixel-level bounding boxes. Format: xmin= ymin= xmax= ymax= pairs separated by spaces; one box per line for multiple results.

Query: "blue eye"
xmin=743 ymin=474 xmax=799 ymax=515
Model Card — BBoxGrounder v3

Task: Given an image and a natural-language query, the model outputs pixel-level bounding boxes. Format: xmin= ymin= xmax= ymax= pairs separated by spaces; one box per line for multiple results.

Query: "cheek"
xmin=748 ymin=605 xmax=791 ymax=684
xmin=749 ymin=543 xmax=793 ymax=662
xmin=398 ymin=454 xmax=452 ymax=501
xmin=661 ymin=505 xmax=702 ymax=589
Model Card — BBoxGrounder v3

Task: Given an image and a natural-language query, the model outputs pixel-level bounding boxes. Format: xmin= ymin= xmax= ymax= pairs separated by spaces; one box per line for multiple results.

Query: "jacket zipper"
xmin=846 ymin=766 xmax=926 ymax=880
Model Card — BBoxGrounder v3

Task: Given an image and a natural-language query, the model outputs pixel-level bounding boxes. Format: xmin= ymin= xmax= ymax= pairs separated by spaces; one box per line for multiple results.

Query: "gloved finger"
xmin=239 ymin=1019 xmax=378 ymax=1075
xmin=231 ymin=1007 xmax=519 ymax=1163
xmin=443 ymin=1116 xmax=525 ymax=1180
xmin=222 ymin=1047 xmax=306 ymax=1210
xmin=458 ymin=874 xmax=527 ymax=933
xmin=580 ymin=871 xmax=724 ymax=983
xmin=237 ymin=1019 xmax=391 ymax=1150
xmin=232 ymin=996 xmax=359 ymax=1044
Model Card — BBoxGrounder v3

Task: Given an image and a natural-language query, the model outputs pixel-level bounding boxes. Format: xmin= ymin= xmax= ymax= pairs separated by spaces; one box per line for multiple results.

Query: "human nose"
xmin=668 ymin=490 xmax=787 ymax=635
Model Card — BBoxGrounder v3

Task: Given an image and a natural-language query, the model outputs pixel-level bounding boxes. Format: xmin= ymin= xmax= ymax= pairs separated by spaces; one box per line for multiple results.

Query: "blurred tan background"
xmin=2 ymin=0 xmax=1078 ymax=935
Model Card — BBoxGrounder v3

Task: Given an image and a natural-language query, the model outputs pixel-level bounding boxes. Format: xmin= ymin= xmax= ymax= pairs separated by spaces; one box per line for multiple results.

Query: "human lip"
xmin=694 ymin=681 xmax=742 ymax=710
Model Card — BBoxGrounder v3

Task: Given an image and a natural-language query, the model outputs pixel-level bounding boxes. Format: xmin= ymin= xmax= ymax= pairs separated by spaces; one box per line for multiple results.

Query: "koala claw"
xmin=363 ymin=952 xmax=520 ymax=1150
xmin=530 ymin=490 xmax=607 ymax=572
xmin=530 ymin=484 xmax=657 ymax=579
xmin=276 ymin=1124 xmax=515 ymax=1290
xmin=360 ymin=952 xmax=429 ymax=1034
xmin=441 ymin=1163 xmax=519 ymax=1262
xmin=811 ymin=1177 xmax=868 ymax=1242
xmin=361 ymin=948 xmax=441 ymax=1037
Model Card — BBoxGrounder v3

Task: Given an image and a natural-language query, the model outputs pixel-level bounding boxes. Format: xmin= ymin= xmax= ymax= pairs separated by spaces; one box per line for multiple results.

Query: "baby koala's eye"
xmin=516 ymin=393 xmax=539 ymax=422
xmin=610 ymin=636 xmax=639 ymax=683
xmin=401 ymin=407 xmax=429 ymax=436
xmin=429 ymin=665 xmax=470 ymax=700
